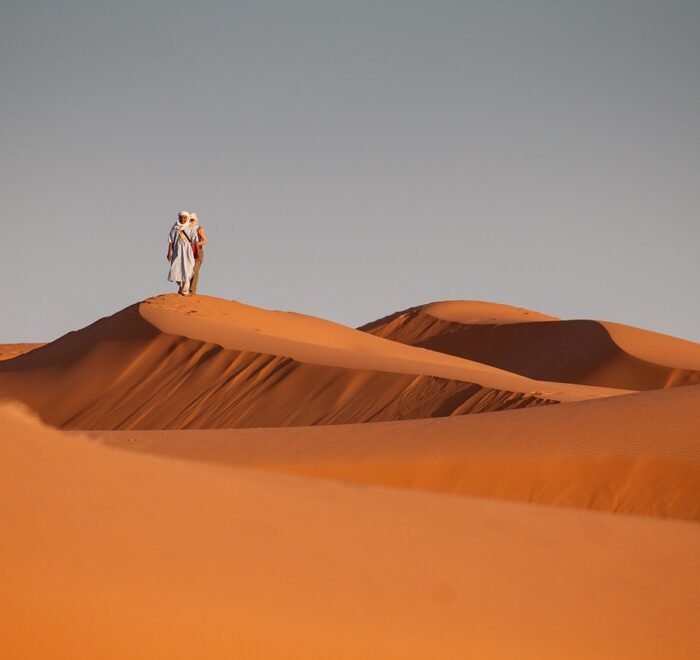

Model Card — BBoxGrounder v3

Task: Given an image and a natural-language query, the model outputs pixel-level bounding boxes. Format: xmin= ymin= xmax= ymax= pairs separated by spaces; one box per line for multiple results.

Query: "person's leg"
xmin=191 ymin=252 xmax=204 ymax=294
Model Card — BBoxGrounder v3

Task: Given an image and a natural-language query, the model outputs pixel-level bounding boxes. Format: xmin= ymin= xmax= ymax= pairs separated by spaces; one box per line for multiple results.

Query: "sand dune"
xmin=0 ymin=295 xmax=625 ymax=430
xmin=2 ymin=295 xmax=699 ymax=658
xmin=360 ymin=300 xmax=700 ymax=390
xmin=0 ymin=343 xmax=43 ymax=361
xmin=141 ymin=295 xmax=621 ymax=400
xmin=99 ymin=384 xmax=700 ymax=521
xmin=2 ymin=402 xmax=699 ymax=659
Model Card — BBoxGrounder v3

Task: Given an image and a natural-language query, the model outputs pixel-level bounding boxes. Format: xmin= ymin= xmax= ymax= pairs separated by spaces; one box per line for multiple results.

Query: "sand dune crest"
xmin=0 ymin=296 xmax=628 ymax=430
xmin=361 ymin=300 xmax=700 ymax=390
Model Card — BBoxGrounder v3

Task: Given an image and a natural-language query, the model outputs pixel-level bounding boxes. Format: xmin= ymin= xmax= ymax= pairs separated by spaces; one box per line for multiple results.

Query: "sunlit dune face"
xmin=0 ymin=294 xmax=698 ymax=658
xmin=2 ymin=401 xmax=700 ymax=659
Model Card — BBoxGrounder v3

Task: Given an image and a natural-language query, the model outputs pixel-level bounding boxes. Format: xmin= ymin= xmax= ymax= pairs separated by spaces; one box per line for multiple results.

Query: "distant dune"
xmin=0 ymin=295 xmax=624 ymax=431
xmin=360 ymin=301 xmax=700 ymax=390
xmin=0 ymin=343 xmax=44 ymax=361
xmin=3 ymin=402 xmax=699 ymax=659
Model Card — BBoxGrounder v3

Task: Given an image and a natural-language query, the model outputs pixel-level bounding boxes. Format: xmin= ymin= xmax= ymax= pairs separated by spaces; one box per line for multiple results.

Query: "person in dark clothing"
xmin=188 ymin=212 xmax=208 ymax=295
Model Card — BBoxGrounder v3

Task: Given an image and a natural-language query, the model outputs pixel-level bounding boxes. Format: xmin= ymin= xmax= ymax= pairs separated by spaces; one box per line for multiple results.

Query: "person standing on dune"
xmin=188 ymin=212 xmax=208 ymax=295
xmin=167 ymin=211 xmax=197 ymax=296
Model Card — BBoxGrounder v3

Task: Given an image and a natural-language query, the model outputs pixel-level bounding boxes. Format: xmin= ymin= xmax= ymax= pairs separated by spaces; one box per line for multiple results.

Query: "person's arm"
xmin=197 ymin=226 xmax=208 ymax=247
xmin=167 ymin=239 xmax=173 ymax=262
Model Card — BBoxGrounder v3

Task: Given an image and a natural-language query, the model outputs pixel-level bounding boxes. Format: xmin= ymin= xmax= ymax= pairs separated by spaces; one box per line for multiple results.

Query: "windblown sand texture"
xmin=0 ymin=296 xmax=625 ymax=430
xmin=97 ymin=384 xmax=700 ymax=522
xmin=1 ymin=295 xmax=699 ymax=658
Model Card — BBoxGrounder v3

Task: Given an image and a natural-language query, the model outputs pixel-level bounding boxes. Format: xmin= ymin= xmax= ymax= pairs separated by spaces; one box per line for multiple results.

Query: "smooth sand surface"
xmin=3 ymin=402 xmax=700 ymax=660
xmin=140 ymin=295 xmax=538 ymax=382
xmin=602 ymin=320 xmax=700 ymax=371
xmin=361 ymin=301 xmax=700 ymax=390
xmin=140 ymin=295 xmax=620 ymax=399
xmin=415 ymin=302 xmax=700 ymax=372
xmin=0 ymin=343 xmax=43 ymax=361
xmin=425 ymin=300 xmax=559 ymax=324
xmin=99 ymin=384 xmax=700 ymax=521
xmin=0 ymin=296 xmax=628 ymax=430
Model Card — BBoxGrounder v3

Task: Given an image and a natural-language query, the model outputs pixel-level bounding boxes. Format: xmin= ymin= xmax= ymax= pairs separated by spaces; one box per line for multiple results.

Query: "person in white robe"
xmin=167 ymin=211 xmax=197 ymax=295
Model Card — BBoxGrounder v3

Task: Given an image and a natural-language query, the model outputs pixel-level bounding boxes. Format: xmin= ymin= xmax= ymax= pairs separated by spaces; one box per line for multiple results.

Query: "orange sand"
xmin=2 ymin=402 xmax=700 ymax=659
xmin=99 ymin=384 xmax=700 ymax=521
xmin=0 ymin=343 xmax=43 ymax=361
xmin=2 ymin=295 xmax=699 ymax=658
xmin=0 ymin=296 xmax=626 ymax=431
xmin=361 ymin=301 xmax=700 ymax=390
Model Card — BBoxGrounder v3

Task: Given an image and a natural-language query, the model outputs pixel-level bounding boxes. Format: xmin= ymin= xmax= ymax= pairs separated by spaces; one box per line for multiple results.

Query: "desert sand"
xmin=361 ymin=301 xmax=700 ymax=390
xmin=1 ymin=294 xmax=699 ymax=658
xmin=2 ymin=402 xmax=700 ymax=659
xmin=0 ymin=343 xmax=43 ymax=361
xmin=0 ymin=296 xmax=626 ymax=431
xmin=98 ymin=383 xmax=700 ymax=521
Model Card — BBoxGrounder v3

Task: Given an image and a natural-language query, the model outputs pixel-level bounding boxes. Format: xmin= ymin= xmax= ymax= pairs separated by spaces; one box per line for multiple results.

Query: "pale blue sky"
xmin=1 ymin=0 xmax=698 ymax=342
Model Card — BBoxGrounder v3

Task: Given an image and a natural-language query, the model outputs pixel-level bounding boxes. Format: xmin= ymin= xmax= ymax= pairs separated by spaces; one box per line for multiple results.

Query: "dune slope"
xmin=2 ymin=402 xmax=700 ymax=659
xmin=0 ymin=343 xmax=43 ymax=361
xmin=361 ymin=301 xmax=700 ymax=391
xmin=0 ymin=296 xmax=625 ymax=431
xmin=100 ymin=384 xmax=700 ymax=521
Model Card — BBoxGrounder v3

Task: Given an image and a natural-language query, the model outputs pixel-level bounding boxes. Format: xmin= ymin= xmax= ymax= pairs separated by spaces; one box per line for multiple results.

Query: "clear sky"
xmin=2 ymin=0 xmax=698 ymax=342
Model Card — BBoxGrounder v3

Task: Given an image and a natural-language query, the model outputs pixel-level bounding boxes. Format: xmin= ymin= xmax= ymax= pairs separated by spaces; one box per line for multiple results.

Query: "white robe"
xmin=168 ymin=222 xmax=197 ymax=284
